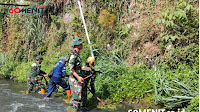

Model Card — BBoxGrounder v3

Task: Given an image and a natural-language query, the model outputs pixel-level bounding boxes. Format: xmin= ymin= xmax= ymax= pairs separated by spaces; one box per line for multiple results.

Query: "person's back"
xmin=28 ymin=62 xmax=41 ymax=78
xmin=44 ymin=57 xmax=70 ymax=99
xmin=52 ymin=61 xmax=66 ymax=79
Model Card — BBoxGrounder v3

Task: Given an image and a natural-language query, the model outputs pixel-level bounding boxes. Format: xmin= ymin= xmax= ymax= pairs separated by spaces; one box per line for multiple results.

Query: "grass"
xmin=148 ymin=66 xmax=199 ymax=109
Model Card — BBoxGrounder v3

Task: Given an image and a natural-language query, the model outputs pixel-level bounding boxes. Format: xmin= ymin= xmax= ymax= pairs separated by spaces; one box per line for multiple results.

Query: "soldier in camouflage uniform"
xmin=26 ymin=56 xmax=48 ymax=94
xmin=68 ymin=38 xmax=84 ymax=111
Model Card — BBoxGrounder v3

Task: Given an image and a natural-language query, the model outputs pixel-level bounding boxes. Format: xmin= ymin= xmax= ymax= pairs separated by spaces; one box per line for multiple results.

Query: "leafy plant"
xmin=93 ymin=53 xmax=153 ymax=104
xmin=156 ymin=1 xmax=199 ymax=67
xmin=98 ymin=9 xmax=117 ymax=28
xmin=149 ymin=67 xmax=198 ymax=109
xmin=10 ymin=61 xmax=34 ymax=82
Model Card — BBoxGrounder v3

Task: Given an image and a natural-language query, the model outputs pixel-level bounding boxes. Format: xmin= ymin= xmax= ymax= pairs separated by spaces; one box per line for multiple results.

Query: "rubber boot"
xmin=26 ymin=91 xmax=29 ymax=94
xmin=43 ymin=97 xmax=50 ymax=101
xmin=66 ymin=90 xmax=71 ymax=101
xmin=41 ymin=88 xmax=46 ymax=94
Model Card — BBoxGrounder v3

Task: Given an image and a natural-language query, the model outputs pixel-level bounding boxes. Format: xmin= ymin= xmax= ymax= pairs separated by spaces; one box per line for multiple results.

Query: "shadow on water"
xmin=0 ymin=79 xmax=129 ymax=112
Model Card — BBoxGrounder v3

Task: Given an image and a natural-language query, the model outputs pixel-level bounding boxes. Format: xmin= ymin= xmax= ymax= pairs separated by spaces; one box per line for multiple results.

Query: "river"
xmin=0 ymin=79 xmax=129 ymax=112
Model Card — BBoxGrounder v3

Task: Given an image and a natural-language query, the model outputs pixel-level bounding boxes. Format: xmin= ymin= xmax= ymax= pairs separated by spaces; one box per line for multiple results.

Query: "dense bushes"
xmin=157 ymin=1 xmax=199 ymax=68
xmin=151 ymin=1 xmax=199 ymax=109
xmin=92 ymin=53 xmax=198 ymax=110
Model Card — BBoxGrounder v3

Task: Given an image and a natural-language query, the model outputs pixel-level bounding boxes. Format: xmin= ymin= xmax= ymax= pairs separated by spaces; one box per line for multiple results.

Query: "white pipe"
xmin=77 ymin=0 xmax=94 ymax=57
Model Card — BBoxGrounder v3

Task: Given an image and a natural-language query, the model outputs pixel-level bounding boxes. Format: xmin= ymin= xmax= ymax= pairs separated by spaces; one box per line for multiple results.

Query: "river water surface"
xmin=0 ymin=79 xmax=129 ymax=112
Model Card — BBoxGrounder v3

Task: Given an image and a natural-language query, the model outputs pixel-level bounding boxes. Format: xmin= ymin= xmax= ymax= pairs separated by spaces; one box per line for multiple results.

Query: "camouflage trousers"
xmin=27 ymin=77 xmax=45 ymax=93
xmin=69 ymin=75 xmax=83 ymax=109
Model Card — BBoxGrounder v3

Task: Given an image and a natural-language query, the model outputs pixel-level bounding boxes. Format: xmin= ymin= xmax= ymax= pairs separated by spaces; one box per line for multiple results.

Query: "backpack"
xmin=48 ymin=63 xmax=61 ymax=78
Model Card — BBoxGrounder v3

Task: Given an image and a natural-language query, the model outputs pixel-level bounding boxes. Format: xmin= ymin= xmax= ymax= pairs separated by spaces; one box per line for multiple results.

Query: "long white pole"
xmin=77 ymin=0 xmax=94 ymax=57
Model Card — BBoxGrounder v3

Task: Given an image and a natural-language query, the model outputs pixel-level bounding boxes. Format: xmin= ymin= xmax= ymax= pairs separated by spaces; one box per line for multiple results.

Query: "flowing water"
xmin=0 ymin=79 xmax=129 ymax=112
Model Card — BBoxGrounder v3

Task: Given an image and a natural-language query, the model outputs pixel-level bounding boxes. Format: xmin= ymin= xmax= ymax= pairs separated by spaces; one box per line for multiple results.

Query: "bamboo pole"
xmin=77 ymin=0 xmax=94 ymax=57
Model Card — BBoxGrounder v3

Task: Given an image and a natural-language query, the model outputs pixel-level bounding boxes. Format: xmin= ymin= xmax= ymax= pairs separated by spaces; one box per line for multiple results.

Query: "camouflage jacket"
xmin=27 ymin=62 xmax=46 ymax=78
xmin=68 ymin=50 xmax=82 ymax=77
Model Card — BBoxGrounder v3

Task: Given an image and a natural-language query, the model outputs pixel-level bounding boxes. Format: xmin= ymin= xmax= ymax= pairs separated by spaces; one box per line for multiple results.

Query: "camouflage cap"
xmin=72 ymin=38 xmax=84 ymax=45
xmin=36 ymin=56 xmax=43 ymax=60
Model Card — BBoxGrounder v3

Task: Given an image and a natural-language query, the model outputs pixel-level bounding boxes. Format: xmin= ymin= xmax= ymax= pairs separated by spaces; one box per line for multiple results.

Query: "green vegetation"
xmin=149 ymin=65 xmax=198 ymax=108
xmin=186 ymin=97 xmax=199 ymax=112
xmin=156 ymin=0 xmax=199 ymax=68
xmin=0 ymin=0 xmax=198 ymax=111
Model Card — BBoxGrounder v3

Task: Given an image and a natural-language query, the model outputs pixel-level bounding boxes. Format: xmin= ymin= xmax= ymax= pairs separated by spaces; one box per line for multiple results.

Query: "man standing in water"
xmin=44 ymin=57 xmax=71 ymax=100
xmin=81 ymin=57 xmax=98 ymax=108
xmin=26 ymin=56 xmax=48 ymax=94
xmin=68 ymin=38 xmax=84 ymax=112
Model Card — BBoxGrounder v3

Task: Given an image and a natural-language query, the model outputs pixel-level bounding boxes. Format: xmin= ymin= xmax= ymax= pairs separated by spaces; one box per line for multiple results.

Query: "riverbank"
xmin=0 ymin=59 xmax=199 ymax=112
